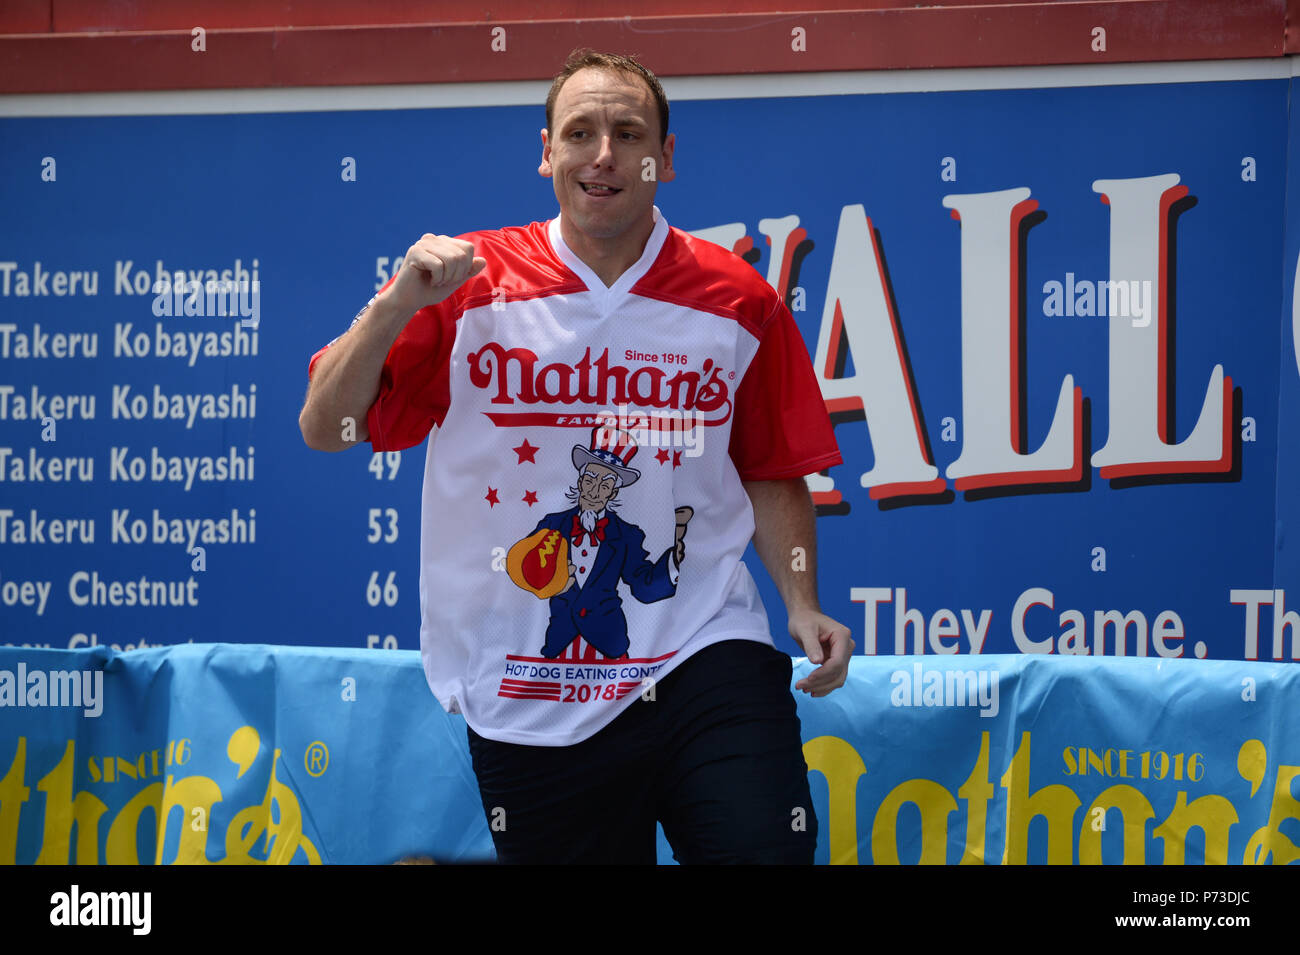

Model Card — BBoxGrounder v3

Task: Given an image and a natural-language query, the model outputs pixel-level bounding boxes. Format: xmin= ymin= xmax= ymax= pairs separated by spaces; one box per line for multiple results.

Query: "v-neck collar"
xmin=548 ymin=205 xmax=669 ymax=312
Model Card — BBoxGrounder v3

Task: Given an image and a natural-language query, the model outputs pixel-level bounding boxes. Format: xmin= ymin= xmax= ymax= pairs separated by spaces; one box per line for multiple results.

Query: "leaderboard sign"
xmin=0 ymin=71 xmax=1293 ymax=662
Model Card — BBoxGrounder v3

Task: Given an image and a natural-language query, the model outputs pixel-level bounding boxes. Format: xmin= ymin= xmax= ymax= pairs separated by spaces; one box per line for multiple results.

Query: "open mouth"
xmin=581 ymin=183 xmax=622 ymax=197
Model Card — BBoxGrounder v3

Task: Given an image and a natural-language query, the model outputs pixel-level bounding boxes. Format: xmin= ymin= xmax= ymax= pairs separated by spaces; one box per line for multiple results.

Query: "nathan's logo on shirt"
xmin=466 ymin=344 xmax=733 ymax=428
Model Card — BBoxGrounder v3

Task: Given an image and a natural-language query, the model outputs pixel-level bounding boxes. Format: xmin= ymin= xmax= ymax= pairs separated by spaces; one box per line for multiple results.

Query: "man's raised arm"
xmin=298 ymin=234 xmax=486 ymax=452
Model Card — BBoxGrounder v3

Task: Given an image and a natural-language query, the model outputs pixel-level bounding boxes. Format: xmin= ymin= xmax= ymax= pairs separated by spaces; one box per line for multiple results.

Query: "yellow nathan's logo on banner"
xmin=0 ymin=725 xmax=321 ymax=864
xmin=805 ymin=731 xmax=1300 ymax=865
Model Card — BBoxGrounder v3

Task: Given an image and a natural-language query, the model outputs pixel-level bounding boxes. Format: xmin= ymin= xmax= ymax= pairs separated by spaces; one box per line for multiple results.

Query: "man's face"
xmin=578 ymin=463 xmax=619 ymax=512
xmin=539 ymin=67 xmax=675 ymax=245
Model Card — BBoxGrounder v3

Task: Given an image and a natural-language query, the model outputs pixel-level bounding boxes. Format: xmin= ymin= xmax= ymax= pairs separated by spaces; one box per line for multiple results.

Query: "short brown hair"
xmin=546 ymin=49 xmax=669 ymax=146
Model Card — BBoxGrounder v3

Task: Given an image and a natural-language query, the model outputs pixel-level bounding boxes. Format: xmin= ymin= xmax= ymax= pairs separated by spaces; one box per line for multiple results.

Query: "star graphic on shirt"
xmin=513 ymin=439 xmax=539 ymax=464
xmin=672 ymin=451 xmax=683 ymax=468
xmin=485 ymin=487 xmax=500 ymax=507
xmin=522 ymin=490 xmax=539 ymax=507
xmin=655 ymin=448 xmax=671 ymax=465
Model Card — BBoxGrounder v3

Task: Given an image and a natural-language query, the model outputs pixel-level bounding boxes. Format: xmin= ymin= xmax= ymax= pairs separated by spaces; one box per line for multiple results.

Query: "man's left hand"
xmin=789 ymin=609 xmax=854 ymax=698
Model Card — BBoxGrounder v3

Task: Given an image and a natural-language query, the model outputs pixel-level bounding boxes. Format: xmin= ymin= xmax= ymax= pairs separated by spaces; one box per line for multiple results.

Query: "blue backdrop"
xmin=0 ymin=76 xmax=1294 ymax=659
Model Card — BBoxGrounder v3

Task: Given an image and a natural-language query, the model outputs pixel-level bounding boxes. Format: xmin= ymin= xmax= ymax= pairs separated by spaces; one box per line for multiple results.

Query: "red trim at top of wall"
xmin=2 ymin=0 xmax=1154 ymax=34
xmin=0 ymin=1 xmax=1290 ymax=95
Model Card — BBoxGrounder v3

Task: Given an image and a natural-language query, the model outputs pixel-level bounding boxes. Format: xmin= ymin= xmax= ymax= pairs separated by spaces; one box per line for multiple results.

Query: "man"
xmin=300 ymin=49 xmax=854 ymax=864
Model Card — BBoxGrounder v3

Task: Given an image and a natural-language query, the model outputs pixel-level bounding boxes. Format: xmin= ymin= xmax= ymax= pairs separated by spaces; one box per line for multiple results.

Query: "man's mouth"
xmin=580 ymin=182 xmax=621 ymax=197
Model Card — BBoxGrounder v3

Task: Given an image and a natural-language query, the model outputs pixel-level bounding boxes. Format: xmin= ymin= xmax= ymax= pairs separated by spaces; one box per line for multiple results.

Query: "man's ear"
xmin=657 ymin=132 xmax=676 ymax=183
xmin=539 ymin=128 xmax=553 ymax=178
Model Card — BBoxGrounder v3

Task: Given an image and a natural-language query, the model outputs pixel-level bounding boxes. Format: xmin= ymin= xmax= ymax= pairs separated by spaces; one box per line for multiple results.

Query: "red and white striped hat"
xmin=571 ymin=425 xmax=641 ymax=487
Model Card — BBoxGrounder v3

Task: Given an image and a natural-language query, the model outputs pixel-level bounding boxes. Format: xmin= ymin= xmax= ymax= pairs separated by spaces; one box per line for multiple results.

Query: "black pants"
xmin=466 ymin=639 xmax=818 ymax=864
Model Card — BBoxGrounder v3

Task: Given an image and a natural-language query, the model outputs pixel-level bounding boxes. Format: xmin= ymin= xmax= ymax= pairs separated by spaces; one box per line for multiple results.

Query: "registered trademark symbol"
xmin=305 ymin=741 xmax=330 ymax=777
xmin=728 ymin=371 xmax=735 ymax=379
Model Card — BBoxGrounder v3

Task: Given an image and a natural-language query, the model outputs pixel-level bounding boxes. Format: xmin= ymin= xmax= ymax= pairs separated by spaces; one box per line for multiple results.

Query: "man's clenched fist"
xmin=382 ymin=234 xmax=487 ymax=317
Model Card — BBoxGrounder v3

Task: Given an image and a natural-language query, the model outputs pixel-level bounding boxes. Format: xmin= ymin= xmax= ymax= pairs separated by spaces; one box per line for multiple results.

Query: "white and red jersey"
xmin=309 ymin=206 xmax=841 ymax=745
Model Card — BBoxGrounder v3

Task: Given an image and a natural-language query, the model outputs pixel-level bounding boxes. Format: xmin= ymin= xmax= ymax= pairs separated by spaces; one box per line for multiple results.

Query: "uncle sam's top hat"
xmin=572 ymin=425 xmax=641 ymax=487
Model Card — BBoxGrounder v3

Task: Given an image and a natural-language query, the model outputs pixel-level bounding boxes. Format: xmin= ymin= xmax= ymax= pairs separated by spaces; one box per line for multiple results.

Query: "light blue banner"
xmin=1 ymin=645 xmax=1296 ymax=864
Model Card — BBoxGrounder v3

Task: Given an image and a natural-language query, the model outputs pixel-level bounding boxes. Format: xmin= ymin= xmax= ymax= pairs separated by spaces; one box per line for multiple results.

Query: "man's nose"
xmin=594 ymin=134 xmax=615 ymax=166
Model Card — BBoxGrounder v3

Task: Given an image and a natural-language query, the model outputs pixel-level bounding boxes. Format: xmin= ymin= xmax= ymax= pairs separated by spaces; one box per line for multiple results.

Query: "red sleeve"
xmin=728 ymin=299 xmax=841 ymax=481
xmin=362 ymin=302 xmax=458 ymax=451
xmin=306 ymin=276 xmax=459 ymax=452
